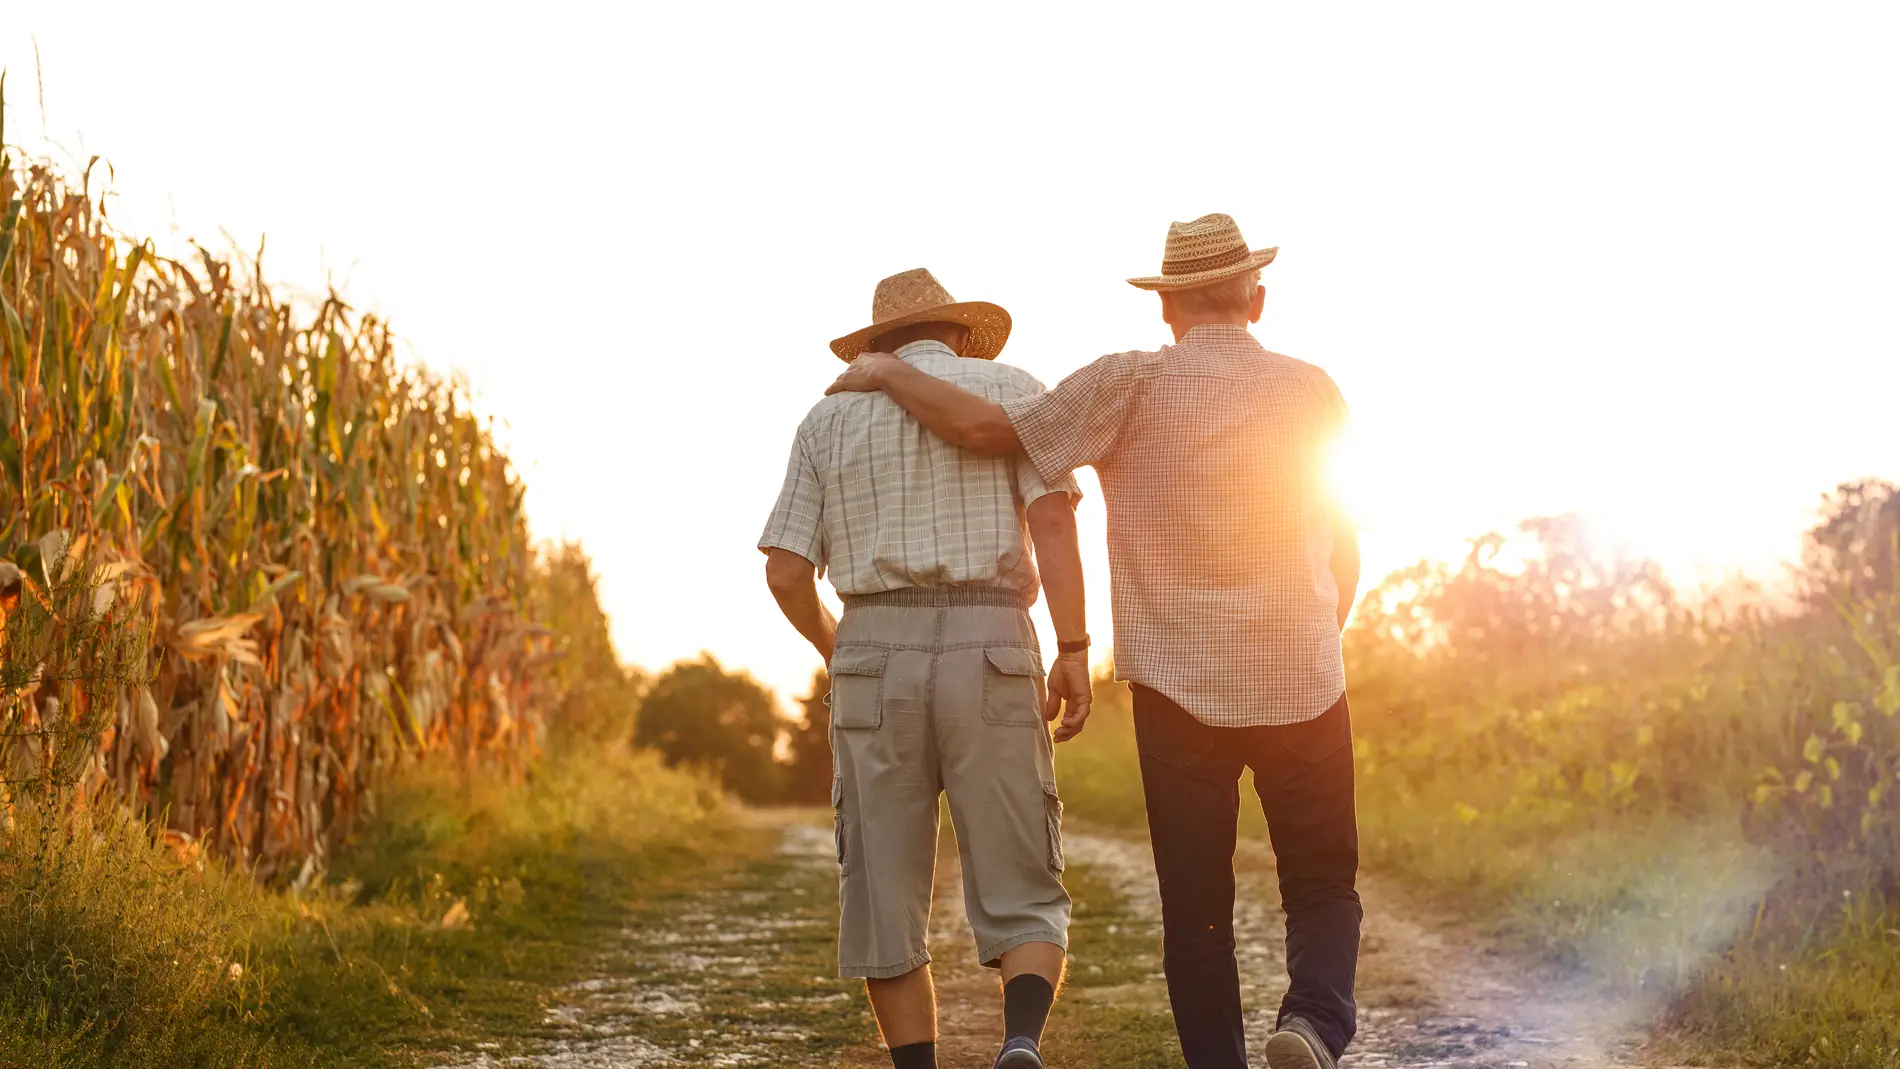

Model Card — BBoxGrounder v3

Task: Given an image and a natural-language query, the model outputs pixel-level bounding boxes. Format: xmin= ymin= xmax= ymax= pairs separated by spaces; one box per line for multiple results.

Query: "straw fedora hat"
xmin=1126 ymin=213 xmax=1278 ymax=292
xmin=829 ymin=268 xmax=1011 ymax=362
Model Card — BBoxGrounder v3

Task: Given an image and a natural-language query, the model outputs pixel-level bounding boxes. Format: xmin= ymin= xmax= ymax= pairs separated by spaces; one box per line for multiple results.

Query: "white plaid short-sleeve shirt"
xmin=759 ymin=340 xmax=1080 ymax=601
xmin=1001 ymin=324 xmax=1350 ymax=727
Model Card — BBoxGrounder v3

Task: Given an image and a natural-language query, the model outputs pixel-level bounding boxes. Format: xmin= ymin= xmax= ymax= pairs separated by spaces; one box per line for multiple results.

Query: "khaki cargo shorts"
xmin=827 ymin=587 xmax=1071 ymax=980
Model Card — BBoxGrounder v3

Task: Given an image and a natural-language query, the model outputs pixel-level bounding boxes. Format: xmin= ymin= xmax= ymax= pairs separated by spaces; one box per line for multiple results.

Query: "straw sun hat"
xmin=1125 ymin=213 xmax=1278 ymax=291
xmin=829 ymin=268 xmax=1011 ymax=363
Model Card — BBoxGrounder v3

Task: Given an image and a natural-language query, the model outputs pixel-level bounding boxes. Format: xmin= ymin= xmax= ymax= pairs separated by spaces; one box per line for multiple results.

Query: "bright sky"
xmin=7 ymin=4 xmax=1897 ymax=707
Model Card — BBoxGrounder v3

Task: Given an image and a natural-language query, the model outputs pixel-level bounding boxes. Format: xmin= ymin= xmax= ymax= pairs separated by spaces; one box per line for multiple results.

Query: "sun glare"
xmin=1326 ymin=421 xmax=1371 ymax=533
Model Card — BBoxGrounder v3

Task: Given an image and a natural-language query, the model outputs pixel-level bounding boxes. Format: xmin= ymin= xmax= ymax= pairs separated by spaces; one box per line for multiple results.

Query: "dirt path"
xmin=1062 ymin=831 xmax=1678 ymax=1069
xmin=922 ymin=838 xmax=1010 ymax=1061
xmin=445 ymin=813 xmax=1690 ymax=1069
xmin=885 ymin=828 xmax=1675 ymax=1069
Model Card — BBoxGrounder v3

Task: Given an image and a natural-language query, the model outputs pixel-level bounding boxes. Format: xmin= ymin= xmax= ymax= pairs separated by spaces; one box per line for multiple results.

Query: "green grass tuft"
xmin=0 ymin=745 xmax=728 ymax=1068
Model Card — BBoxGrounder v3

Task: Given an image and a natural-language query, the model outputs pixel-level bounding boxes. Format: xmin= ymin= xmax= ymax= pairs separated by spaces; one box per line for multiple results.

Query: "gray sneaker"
xmin=994 ymin=1036 xmax=1044 ymax=1068
xmin=1264 ymin=1015 xmax=1337 ymax=1069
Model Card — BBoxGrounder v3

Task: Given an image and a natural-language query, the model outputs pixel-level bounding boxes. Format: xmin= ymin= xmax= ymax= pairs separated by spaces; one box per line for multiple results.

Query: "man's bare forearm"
xmin=765 ymin=550 xmax=837 ymax=660
xmin=1028 ymin=492 xmax=1092 ymax=741
xmin=1027 ymin=494 xmax=1087 ymax=645
xmin=1332 ymin=529 xmax=1361 ymax=631
xmin=870 ymin=359 xmax=1022 ymax=455
xmin=775 ymin=583 xmax=837 ymax=661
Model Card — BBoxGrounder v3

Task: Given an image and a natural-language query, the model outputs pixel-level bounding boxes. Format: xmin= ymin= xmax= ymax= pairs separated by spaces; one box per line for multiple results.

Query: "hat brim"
xmin=1126 ymin=247 xmax=1279 ymax=292
xmin=829 ymin=301 xmax=1012 ymax=363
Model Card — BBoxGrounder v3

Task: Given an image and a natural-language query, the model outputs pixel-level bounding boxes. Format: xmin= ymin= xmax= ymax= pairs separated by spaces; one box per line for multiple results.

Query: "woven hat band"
xmin=1127 ymin=213 xmax=1276 ymax=291
xmin=1162 ymin=242 xmax=1254 ymax=277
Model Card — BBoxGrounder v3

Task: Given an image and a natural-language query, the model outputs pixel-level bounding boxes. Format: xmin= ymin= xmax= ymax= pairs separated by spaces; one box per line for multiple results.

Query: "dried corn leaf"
xmin=172 ymin=613 xmax=265 ymax=663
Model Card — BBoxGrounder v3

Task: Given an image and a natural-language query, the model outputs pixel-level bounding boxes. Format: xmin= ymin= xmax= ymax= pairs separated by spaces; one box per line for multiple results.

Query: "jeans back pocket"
xmin=1132 ymin=684 xmax=1219 ymax=771
xmin=1271 ymin=692 xmax=1352 ymax=764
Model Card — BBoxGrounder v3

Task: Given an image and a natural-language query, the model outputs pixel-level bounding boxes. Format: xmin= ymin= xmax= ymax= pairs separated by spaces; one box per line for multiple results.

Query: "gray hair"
xmin=1165 ymin=270 xmax=1261 ymax=316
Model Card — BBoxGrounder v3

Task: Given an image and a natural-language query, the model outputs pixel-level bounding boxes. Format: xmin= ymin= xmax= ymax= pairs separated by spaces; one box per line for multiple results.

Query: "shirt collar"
xmin=1180 ymin=322 xmax=1261 ymax=347
xmin=894 ymin=339 xmax=957 ymax=364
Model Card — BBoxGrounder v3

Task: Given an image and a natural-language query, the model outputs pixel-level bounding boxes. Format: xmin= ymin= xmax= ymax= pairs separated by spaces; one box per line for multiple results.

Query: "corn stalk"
xmin=1 ymin=89 xmax=567 ymax=880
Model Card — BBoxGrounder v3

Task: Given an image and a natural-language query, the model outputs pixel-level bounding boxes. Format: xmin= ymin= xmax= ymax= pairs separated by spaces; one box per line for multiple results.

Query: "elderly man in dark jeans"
xmin=827 ymin=213 xmax=1362 ymax=1069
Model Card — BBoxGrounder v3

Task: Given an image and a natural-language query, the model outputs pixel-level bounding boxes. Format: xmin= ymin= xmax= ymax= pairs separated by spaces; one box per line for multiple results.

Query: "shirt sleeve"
xmin=990 ymin=367 xmax=1083 ymax=507
xmin=756 ymin=429 xmax=826 ymax=567
xmin=999 ymin=352 xmax=1142 ymax=483
xmin=1011 ymin=451 xmax=1080 ymax=510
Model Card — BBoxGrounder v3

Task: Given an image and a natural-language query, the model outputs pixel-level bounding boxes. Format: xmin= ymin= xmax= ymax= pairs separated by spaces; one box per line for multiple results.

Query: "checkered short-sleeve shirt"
xmin=1001 ymin=324 xmax=1349 ymax=727
xmin=759 ymin=340 xmax=1080 ymax=601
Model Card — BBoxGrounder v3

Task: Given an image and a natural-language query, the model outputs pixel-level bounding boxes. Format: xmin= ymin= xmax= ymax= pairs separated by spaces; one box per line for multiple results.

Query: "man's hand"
xmin=826 ymin=352 xmax=901 ymax=395
xmin=1044 ymin=652 xmax=1093 ymax=743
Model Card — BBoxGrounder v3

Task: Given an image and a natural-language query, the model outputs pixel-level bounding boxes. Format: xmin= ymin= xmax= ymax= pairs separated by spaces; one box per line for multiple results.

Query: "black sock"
xmin=889 ymin=1040 xmax=936 ymax=1069
xmin=1003 ymin=974 xmax=1056 ymax=1044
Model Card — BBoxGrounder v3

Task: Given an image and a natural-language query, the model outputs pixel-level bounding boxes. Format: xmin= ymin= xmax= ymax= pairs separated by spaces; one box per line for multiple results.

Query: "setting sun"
xmin=1326 ymin=418 xmax=1372 ymax=538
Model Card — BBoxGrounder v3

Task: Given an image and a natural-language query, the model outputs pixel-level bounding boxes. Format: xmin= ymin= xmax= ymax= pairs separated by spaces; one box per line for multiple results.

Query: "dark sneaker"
xmin=1265 ymin=1015 xmax=1337 ymax=1069
xmin=994 ymin=1035 xmax=1045 ymax=1069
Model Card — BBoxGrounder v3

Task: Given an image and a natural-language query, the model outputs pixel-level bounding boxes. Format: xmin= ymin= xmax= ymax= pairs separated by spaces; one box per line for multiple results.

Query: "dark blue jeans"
xmin=1132 ymin=685 xmax=1361 ymax=1068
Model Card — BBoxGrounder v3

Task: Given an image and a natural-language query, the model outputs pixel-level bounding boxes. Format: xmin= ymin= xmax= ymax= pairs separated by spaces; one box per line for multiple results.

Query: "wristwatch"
xmin=1057 ymin=635 xmax=1091 ymax=656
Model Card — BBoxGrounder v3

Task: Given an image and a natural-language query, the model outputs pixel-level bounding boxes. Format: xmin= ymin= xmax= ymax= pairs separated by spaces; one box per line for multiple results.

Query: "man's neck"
xmin=1167 ymin=315 xmax=1251 ymax=343
xmin=893 ymin=338 xmax=956 ymax=361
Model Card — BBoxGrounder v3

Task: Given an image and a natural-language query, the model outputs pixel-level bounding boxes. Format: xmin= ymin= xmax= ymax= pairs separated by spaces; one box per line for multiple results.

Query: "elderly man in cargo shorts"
xmin=759 ymin=268 xmax=1095 ymax=1069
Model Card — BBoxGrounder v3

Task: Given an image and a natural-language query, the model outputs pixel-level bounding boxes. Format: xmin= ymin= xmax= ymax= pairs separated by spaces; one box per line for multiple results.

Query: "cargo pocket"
xmin=828 ymin=646 xmax=888 ymax=730
xmin=832 ymin=775 xmax=851 ymax=876
xmin=981 ymin=646 xmax=1044 ymax=727
xmin=1042 ymin=780 xmax=1065 ymax=875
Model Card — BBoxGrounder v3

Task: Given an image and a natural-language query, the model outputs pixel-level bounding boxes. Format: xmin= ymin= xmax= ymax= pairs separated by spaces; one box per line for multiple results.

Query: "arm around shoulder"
xmin=881 ymin=358 xmax=1021 ymax=454
xmin=828 ymin=354 xmax=1020 ymax=454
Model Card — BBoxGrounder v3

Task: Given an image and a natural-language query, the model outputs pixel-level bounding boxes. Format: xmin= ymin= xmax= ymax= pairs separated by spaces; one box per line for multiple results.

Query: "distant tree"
xmin=780 ymin=670 xmax=833 ymax=805
xmin=635 ymin=654 xmax=784 ymax=803
xmin=1803 ymin=479 xmax=1900 ymax=603
xmin=536 ymin=542 xmax=646 ymax=748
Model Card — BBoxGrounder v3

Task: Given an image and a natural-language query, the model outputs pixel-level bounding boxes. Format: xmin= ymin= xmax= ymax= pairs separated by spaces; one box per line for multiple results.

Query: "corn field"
xmin=0 ymin=105 xmax=575 ymax=879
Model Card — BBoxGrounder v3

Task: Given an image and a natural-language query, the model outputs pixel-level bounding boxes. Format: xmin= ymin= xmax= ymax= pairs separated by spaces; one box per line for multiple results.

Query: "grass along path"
xmin=448 ymin=812 xmax=1700 ymax=1068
